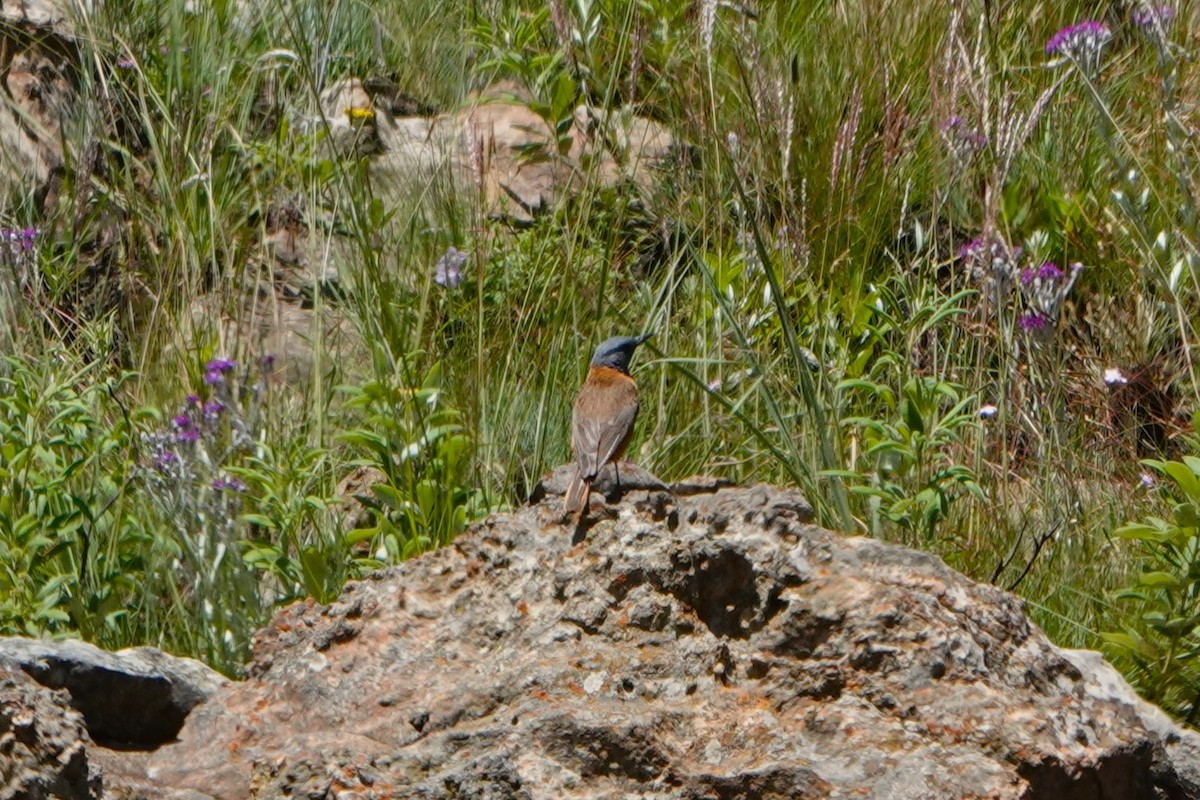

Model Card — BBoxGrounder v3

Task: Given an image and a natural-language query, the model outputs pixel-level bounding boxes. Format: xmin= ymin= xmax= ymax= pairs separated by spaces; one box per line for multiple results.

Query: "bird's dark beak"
xmin=635 ymin=333 xmax=652 ymax=346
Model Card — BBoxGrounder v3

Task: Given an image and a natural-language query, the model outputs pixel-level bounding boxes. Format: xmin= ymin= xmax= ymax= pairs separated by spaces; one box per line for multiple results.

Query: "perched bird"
xmin=564 ymin=333 xmax=652 ymax=519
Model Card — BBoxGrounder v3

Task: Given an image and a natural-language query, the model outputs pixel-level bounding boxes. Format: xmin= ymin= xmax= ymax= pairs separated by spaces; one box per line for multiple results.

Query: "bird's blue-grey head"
xmin=590 ymin=333 xmax=651 ymax=374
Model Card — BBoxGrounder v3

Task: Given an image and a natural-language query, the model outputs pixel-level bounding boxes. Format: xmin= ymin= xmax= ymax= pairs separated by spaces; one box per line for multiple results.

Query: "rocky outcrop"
xmin=120 ymin=476 xmax=1199 ymax=800
xmin=0 ymin=668 xmax=99 ymax=800
xmin=4 ymin=477 xmax=1197 ymax=798
xmin=0 ymin=637 xmax=228 ymax=749
xmin=0 ymin=0 xmax=86 ymax=199
xmin=318 ymin=79 xmax=676 ymax=225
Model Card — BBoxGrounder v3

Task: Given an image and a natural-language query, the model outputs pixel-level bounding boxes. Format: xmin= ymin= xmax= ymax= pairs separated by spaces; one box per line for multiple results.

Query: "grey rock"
xmin=136 ymin=479 xmax=1200 ymax=799
xmin=530 ymin=461 xmax=671 ymax=505
xmin=0 ymin=637 xmax=227 ymax=748
xmin=0 ymin=0 xmax=96 ymax=32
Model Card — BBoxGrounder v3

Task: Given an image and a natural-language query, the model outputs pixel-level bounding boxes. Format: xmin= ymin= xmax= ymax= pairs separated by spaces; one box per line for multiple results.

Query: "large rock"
xmin=134 ymin=477 xmax=1200 ymax=799
xmin=184 ymin=285 xmax=361 ymax=387
xmin=0 ymin=0 xmax=95 ymax=198
xmin=0 ymin=637 xmax=228 ymax=749
xmin=318 ymin=79 xmax=676 ymax=224
xmin=0 ymin=668 xmax=100 ymax=800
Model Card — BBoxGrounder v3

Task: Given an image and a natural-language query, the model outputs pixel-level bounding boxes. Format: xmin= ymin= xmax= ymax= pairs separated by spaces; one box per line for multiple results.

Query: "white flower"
xmin=1103 ymin=368 xmax=1128 ymax=386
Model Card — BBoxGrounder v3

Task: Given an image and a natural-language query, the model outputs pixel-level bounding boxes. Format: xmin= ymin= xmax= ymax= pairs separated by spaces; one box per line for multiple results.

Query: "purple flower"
xmin=212 ymin=476 xmax=246 ymax=492
xmin=1037 ymin=261 xmax=1064 ymax=281
xmin=434 ymin=246 xmax=467 ymax=288
xmin=173 ymin=413 xmax=192 ymax=429
xmin=176 ymin=428 xmax=201 ymax=443
xmin=1132 ymin=5 xmax=1175 ymax=28
xmin=155 ymin=449 xmax=177 ymax=466
xmin=1018 ymin=312 xmax=1050 ymax=331
xmin=116 ymin=57 xmax=135 ymax=69
xmin=1046 ymin=20 xmax=1110 ymax=54
xmin=0 ymin=227 xmax=38 ymax=253
xmin=942 ymin=116 xmax=987 ymax=163
xmin=958 ymin=238 xmax=983 ymax=259
xmin=203 ymin=370 xmax=223 ymax=386
xmin=185 ymin=394 xmax=201 ymax=405
xmin=259 ymin=354 xmax=276 ymax=369
xmin=1046 ymin=20 xmax=1111 ymax=74
xmin=205 ymin=357 xmax=236 ymax=373
xmin=202 ymin=400 xmax=224 ymax=418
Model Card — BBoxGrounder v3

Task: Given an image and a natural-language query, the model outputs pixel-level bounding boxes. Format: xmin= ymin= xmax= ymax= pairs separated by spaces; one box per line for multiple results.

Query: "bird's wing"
xmin=572 ymin=377 xmax=640 ymax=481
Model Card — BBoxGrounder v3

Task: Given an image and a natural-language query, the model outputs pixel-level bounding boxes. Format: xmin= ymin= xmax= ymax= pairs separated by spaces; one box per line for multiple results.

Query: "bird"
xmin=564 ymin=333 xmax=652 ymax=520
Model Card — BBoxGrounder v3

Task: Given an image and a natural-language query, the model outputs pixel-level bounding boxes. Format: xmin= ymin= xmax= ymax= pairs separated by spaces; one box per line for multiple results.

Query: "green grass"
xmin=1 ymin=0 xmax=1197 ymax=717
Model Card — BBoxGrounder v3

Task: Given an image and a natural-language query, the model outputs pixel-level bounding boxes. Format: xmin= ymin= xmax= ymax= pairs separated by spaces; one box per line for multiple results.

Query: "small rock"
xmin=0 ymin=637 xmax=227 ymax=748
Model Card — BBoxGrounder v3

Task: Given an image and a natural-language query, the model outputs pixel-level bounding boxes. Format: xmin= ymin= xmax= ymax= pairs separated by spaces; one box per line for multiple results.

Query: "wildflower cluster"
xmin=1132 ymin=4 xmax=1175 ymax=55
xmin=141 ymin=357 xmax=269 ymax=550
xmin=959 ymin=238 xmax=1083 ymax=337
xmin=1132 ymin=4 xmax=1175 ymax=29
xmin=1046 ymin=20 xmax=1111 ymax=76
xmin=941 ymin=116 xmax=987 ymax=169
xmin=139 ymin=356 xmax=272 ymax=662
xmin=434 ymin=246 xmax=467 ymax=288
xmin=1 ymin=227 xmax=39 ymax=252
xmin=959 ymin=237 xmax=1022 ymax=308
xmin=0 ymin=227 xmax=40 ymax=278
xmin=1018 ymin=261 xmax=1082 ymax=333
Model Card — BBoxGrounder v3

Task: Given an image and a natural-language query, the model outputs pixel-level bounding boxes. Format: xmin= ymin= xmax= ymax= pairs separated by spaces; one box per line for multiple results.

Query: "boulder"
xmin=132 ymin=477 xmax=1200 ymax=799
xmin=185 ymin=286 xmax=360 ymax=387
xmin=0 ymin=637 xmax=228 ymax=749
xmin=0 ymin=0 xmax=87 ymax=199
xmin=317 ymin=79 xmax=676 ymax=224
xmin=0 ymin=668 xmax=99 ymax=800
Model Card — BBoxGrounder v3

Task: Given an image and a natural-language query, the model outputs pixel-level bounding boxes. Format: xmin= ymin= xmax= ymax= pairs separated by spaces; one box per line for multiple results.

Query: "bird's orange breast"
xmin=584 ymin=365 xmax=636 ymax=389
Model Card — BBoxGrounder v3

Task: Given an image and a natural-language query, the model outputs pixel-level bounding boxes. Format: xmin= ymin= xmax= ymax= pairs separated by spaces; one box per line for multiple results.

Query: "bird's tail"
xmin=564 ymin=469 xmax=591 ymax=515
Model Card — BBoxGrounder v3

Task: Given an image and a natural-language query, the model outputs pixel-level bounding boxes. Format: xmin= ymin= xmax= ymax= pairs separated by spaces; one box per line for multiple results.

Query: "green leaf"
xmin=1115 ymin=522 xmax=1172 ymax=542
xmin=1162 ymin=461 xmax=1200 ymax=501
xmin=371 ymin=484 xmax=410 ymax=512
xmin=240 ymin=514 xmax=278 ymax=530
xmin=1174 ymin=503 xmax=1199 ymax=530
xmin=1138 ymin=571 xmax=1184 ymax=589
xmin=902 ymin=399 xmax=925 ymax=435
xmin=1100 ymin=631 xmax=1157 ymax=657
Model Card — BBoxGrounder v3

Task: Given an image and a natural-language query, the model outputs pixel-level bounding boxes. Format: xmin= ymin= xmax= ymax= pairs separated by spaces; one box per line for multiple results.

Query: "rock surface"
xmin=127 ymin=477 xmax=1200 ymax=799
xmin=0 ymin=637 xmax=228 ymax=749
xmin=318 ymin=79 xmax=676 ymax=224
xmin=0 ymin=668 xmax=99 ymax=800
xmin=0 ymin=0 xmax=86 ymax=198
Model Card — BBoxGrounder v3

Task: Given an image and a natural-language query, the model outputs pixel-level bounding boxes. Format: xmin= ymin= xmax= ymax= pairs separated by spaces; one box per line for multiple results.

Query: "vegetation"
xmin=0 ymin=0 xmax=1197 ymax=720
